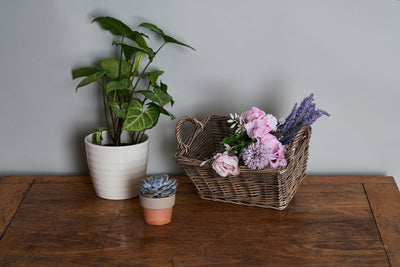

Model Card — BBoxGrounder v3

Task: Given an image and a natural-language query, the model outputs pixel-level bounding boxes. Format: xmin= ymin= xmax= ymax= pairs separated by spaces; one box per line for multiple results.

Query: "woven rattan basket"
xmin=175 ymin=115 xmax=312 ymax=210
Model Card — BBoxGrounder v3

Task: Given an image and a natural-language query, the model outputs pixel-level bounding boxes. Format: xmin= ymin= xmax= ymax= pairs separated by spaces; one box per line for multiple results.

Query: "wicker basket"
xmin=175 ymin=115 xmax=312 ymax=210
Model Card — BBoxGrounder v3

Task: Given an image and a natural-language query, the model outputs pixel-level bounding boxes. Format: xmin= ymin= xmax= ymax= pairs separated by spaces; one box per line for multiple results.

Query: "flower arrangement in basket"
xmin=175 ymin=94 xmax=329 ymax=210
xmin=206 ymin=93 xmax=329 ymax=176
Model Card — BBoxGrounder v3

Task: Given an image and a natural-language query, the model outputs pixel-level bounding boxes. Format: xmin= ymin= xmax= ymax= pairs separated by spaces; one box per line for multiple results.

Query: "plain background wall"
xmin=0 ymin=0 xmax=399 ymax=186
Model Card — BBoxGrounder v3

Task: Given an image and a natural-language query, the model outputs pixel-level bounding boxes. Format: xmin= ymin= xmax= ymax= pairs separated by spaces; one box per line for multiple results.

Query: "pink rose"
xmin=264 ymin=114 xmax=278 ymax=132
xmin=241 ymin=107 xmax=278 ymax=139
xmin=212 ymin=152 xmax=240 ymax=177
xmin=262 ymin=136 xmax=287 ymax=169
xmin=258 ymin=132 xmax=277 ymax=146
xmin=244 ymin=107 xmax=265 ymax=122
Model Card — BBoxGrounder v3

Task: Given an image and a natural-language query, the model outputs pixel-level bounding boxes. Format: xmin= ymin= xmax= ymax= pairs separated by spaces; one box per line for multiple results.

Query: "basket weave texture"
xmin=175 ymin=115 xmax=312 ymax=210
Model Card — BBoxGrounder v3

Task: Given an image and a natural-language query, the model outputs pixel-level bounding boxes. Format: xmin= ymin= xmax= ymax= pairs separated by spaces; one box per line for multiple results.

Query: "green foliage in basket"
xmin=72 ymin=16 xmax=194 ymax=146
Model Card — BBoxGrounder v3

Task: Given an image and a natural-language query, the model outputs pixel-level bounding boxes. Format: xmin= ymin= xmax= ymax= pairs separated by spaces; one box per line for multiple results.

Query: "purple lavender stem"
xmin=279 ymin=94 xmax=329 ymax=145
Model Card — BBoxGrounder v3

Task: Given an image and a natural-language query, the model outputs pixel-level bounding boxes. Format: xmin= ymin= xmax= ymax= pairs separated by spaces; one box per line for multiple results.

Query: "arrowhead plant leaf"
xmin=122 ymin=99 xmax=160 ymax=132
xmin=136 ymin=88 xmax=172 ymax=107
xmin=108 ymin=101 xmax=129 ymax=119
xmin=162 ymin=35 xmax=196 ymax=50
xmin=153 ymin=103 xmax=175 ymax=120
xmin=106 ymin=79 xmax=132 ymax=97
xmin=92 ymin=16 xmax=133 ymax=37
xmin=139 ymin=22 xmax=195 ymax=51
xmin=139 ymin=22 xmax=165 ymax=36
xmin=126 ymin=31 xmax=148 ymax=47
xmin=92 ymin=127 xmax=106 ymax=145
xmin=75 ymin=70 xmax=106 ymax=91
xmin=142 ymin=70 xmax=164 ymax=87
xmin=160 ymin=82 xmax=168 ymax=93
xmin=100 ymin=58 xmax=131 ymax=80
xmin=72 ymin=67 xmax=101 ymax=80
xmin=132 ymin=52 xmax=146 ymax=75
xmin=112 ymin=40 xmax=154 ymax=56
xmin=121 ymin=45 xmax=135 ymax=61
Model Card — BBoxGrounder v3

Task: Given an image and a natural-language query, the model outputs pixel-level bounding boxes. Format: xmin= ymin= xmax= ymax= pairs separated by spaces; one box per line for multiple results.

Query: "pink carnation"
xmin=212 ymin=152 xmax=240 ymax=177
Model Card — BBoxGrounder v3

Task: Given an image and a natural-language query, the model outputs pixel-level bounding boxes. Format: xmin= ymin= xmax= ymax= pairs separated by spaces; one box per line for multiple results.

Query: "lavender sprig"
xmin=279 ymin=93 xmax=329 ymax=145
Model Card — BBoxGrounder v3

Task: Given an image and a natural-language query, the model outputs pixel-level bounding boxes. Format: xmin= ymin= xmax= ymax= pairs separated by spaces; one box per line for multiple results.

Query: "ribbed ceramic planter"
xmin=84 ymin=131 xmax=149 ymax=200
xmin=139 ymin=195 xmax=176 ymax=225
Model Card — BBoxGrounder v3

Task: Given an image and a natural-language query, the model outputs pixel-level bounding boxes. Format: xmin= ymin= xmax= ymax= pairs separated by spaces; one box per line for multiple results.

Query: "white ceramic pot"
xmin=84 ymin=131 xmax=149 ymax=200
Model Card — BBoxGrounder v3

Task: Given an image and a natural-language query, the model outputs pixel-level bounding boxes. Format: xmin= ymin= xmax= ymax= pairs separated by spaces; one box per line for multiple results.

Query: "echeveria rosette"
xmin=279 ymin=93 xmax=329 ymax=145
xmin=138 ymin=174 xmax=178 ymax=198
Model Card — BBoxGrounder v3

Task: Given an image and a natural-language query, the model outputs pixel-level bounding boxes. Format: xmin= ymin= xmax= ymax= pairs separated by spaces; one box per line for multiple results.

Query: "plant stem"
xmin=113 ymin=112 xmax=119 ymax=145
xmin=123 ymin=42 xmax=167 ymax=144
xmin=118 ymin=37 xmax=124 ymax=80
xmin=112 ymin=37 xmax=126 ymax=146
xmin=131 ymin=42 xmax=166 ymax=91
xmin=98 ymin=78 xmax=115 ymax=144
xmin=138 ymin=131 xmax=146 ymax=143
xmin=132 ymin=131 xmax=139 ymax=144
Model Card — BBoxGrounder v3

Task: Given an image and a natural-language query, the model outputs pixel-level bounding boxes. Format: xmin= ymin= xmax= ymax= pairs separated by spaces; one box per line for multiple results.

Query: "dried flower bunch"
xmin=138 ymin=174 xmax=178 ymax=198
xmin=278 ymin=93 xmax=330 ymax=145
xmin=205 ymin=94 xmax=329 ymax=177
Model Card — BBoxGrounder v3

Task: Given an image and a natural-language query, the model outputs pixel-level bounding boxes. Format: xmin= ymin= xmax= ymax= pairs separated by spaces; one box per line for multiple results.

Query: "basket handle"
xmin=175 ymin=115 xmax=205 ymax=156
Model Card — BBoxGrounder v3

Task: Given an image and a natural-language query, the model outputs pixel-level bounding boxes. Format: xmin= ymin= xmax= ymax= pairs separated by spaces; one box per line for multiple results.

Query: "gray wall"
xmin=1 ymin=0 xmax=399 ymax=186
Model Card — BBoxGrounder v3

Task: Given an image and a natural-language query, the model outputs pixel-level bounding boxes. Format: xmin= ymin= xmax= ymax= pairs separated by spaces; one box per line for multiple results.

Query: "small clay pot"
xmin=139 ymin=195 xmax=175 ymax=225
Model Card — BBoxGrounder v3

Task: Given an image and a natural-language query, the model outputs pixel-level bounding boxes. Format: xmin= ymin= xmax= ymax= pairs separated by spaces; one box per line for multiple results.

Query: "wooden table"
xmin=0 ymin=176 xmax=399 ymax=266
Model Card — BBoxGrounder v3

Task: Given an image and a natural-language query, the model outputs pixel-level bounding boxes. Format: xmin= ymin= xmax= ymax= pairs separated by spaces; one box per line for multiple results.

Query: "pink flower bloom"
xmin=242 ymin=141 xmax=269 ymax=170
xmin=258 ymin=132 xmax=276 ymax=146
xmin=212 ymin=152 xmax=240 ymax=177
xmin=264 ymin=114 xmax=278 ymax=132
xmin=262 ymin=136 xmax=287 ymax=169
xmin=242 ymin=136 xmax=287 ymax=170
xmin=244 ymin=107 xmax=266 ymax=122
xmin=241 ymin=107 xmax=278 ymax=139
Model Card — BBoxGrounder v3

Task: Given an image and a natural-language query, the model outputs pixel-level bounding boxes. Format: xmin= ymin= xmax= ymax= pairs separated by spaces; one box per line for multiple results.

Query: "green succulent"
xmin=138 ymin=174 xmax=178 ymax=198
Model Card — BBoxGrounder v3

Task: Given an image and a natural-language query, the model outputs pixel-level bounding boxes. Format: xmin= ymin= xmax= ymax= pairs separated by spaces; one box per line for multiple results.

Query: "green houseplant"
xmin=73 ymin=16 xmax=194 ymax=146
xmin=72 ymin=16 xmax=194 ymax=200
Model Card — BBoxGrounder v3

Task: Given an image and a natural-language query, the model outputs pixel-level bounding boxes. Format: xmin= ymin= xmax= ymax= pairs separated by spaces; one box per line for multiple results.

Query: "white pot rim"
xmin=85 ymin=131 xmax=149 ymax=150
xmin=139 ymin=194 xmax=176 ymax=210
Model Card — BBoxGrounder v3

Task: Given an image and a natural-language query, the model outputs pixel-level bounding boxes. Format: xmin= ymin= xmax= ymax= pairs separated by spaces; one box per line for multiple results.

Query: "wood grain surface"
xmin=0 ymin=176 xmax=398 ymax=266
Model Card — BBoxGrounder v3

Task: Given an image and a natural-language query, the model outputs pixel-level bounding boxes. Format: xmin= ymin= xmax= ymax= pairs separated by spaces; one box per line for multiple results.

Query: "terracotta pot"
xmin=139 ymin=195 xmax=175 ymax=225
xmin=84 ymin=131 xmax=149 ymax=200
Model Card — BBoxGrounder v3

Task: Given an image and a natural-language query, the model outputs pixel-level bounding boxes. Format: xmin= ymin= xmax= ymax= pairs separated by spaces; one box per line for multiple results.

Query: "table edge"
xmin=1 ymin=175 xmax=397 ymax=186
